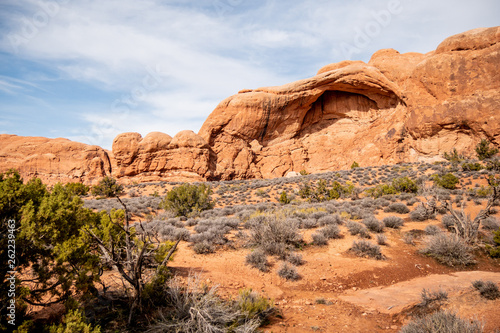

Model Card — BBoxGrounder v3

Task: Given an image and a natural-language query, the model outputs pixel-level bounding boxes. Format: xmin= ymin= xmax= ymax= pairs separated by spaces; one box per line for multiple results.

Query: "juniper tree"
xmin=160 ymin=183 xmax=214 ymax=217
xmin=476 ymin=139 xmax=498 ymax=160
xmin=0 ymin=170 xmax=101 ymax=329
xmin=88 ymin=176 xmax=179 ymax=325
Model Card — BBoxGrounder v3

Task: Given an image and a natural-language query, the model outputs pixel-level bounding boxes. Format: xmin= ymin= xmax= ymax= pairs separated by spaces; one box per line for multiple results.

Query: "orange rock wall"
xmin=1 ymin=27 xmax=498 ymax=184
xmin=199 ymin=26 xmax=500 ymax=178
xmin=0 ymin=134 xmax=111 ymax=185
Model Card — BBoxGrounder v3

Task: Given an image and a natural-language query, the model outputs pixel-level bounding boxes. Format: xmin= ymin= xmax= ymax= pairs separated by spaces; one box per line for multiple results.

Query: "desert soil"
xmin=168 ymin=219 xmax=500 ymax=332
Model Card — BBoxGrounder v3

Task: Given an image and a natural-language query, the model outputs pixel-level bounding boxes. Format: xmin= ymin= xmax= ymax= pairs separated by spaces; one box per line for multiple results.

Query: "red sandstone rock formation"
xmin=199 ymin=61 xmax=405 ymax=179
xmin=0 ymin=134 xmax=111 ymax=184
xmin=199 ymin=26 xmax=500 ymax=179
xmin=1 ymin=27 xmax=498 ymax=184
xmin=111 ymin=130 xmax=213 ymax=184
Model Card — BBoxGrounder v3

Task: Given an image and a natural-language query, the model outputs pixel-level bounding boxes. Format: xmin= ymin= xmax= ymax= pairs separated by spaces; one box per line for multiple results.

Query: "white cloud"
xmin=0 ymin=79 xmax=23 ymax=94
xmin=0 ymin=0 xmax=499 ymax=148
xmin=68 ymin=110 xmax=204 ymax=149
xmin=0 ymin=75 xmax=48 ymax=95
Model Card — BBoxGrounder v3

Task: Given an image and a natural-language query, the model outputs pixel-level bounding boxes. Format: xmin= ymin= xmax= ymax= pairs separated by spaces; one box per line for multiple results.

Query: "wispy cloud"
xmin=0 ymin=79 xmax=23 ymax=94
xmin=0 ymin=75 xmax=47 ymax=94
xmin=0 ymin=0 xmax=498 ymax=148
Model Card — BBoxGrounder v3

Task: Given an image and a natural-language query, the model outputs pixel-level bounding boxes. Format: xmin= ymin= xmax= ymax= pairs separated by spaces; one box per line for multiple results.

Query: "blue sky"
xmin=0 ymin=0 xmax=498 ymax=149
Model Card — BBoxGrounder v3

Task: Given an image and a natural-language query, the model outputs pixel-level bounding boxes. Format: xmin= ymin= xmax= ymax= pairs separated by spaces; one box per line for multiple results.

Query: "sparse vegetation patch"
xmin=472 ymin=280 xmax=500 ymax=300
xmin=349 ymin=240 xmax=385 ymax=260
xmin=400 ymin=310 xmax=483 ymax=333
xmin=160 ymin=183 xmax=214 ymax=217
xmin=420 ymin=233 xmax=475 ymax=267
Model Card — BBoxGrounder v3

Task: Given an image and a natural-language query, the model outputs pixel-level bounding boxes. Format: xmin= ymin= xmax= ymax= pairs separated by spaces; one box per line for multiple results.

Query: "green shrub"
xmin=279 ymin=191 xmax=290 ymax=204
xmin=486 ymin=158 xmax=500 ymax=171
xmin=153 ymin=241 xmax=178 ymax=263
xmin=13 ymin=320 xmax=35 ymax=333
xmin=160 ymin=183 xmax=214 ymax=217
xmin=299 ymin=180 xmax=354 ymax=201
xmin=49 ymin=309 xmax=101 ymax=333
xmin=486 ymin=227 xmax=500 ymax=257
xmin=461 ymin=162 xmax=483 ymax=171
xmin=400 ymin=310 xmax=483 ymax=333
xmin=351 ymin=161 xmax=360 ymax=169
xmin=432 ymin=173 xmax=459 ymax=190
xmin=328 ymin=181 xmax=354 ymax=200
xmin=142 ymin=266 xmax=172 ymax=306
xmin=91 ymin=176 xmax=124 ymax=197
xmin=443 ymin=148 xmax=465 ymax=163
xmin=236 ymin=289 xmax=274 ymax=322
xmin=298 ymin=182 xmax=312 ymax=198
xmin=311 ymin=179 xmax=329 ymax=202
xmin=299 ymin=169 xmax=309 ymax=175
xmin=366 ymin=184 xmax=398 ymax=198
xmin=3 ymin=174 xmax=102 ymax=320
xmin=471 ymin=185 xmax=492 ymax=198
xmin=392 ymin=176 xmax=418 ymax=193
xmin=476 ymin=139 xmax=498 ymax=160
xmin=64 ymin=182 xmax=90 ymax=196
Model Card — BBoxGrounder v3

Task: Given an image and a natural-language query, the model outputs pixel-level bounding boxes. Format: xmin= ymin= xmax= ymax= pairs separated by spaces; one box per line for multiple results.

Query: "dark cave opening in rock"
xmin=299 ymin=90 xmax=386 ymax=135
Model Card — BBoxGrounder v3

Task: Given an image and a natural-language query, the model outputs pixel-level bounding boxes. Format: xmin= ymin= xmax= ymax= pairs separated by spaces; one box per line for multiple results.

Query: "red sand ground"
xmin=168 ymin=219 xmax=500 ymax=332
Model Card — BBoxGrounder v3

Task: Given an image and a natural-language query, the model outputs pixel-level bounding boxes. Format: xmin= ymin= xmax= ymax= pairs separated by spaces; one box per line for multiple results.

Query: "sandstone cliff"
xmin=0 ymin=134 xmax=111 ymax=184
xmin=111 ymin=131 xmax=214 ymax=183
xmin=1 ymin=27 xmax=498 ymax=184
xmin=199 ymin=26 xmax=500 ymax=179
